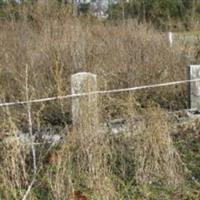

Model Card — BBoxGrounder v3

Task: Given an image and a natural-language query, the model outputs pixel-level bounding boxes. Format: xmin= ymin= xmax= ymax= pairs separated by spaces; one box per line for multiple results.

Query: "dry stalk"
xmin=25 ymin=64 xmax=37 ymax=174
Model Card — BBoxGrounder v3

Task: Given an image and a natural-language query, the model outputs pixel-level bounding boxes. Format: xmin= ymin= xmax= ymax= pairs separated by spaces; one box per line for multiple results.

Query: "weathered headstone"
xmin=71 ymin=72 xmax=99 ymax=132
xmin=189 ymin=65 xmax=200 ymax=110
xmin=168 ymin=32 xmax=173 ymax=47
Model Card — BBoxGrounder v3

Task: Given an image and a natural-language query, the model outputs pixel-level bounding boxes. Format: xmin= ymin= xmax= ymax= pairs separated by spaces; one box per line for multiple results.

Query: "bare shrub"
xmin=0 ymin=138 xmax=29 ymax=199
xmin=134 ymin=107 xmax=185 ymax=186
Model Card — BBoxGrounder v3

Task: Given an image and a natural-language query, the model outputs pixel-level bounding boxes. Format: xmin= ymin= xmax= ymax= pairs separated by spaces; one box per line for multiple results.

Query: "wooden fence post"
xmin=189 ymin=65 xmax=200 ymax=110
xmin=71 ymin=72 xmax=99 ymax=132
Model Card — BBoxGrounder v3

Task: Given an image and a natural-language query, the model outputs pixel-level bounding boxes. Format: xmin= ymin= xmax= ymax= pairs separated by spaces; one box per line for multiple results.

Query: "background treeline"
xmin=0 ymin=0 xmax=200 ymax=30
xmin=109 ymin=0 xmax=200 ymax=30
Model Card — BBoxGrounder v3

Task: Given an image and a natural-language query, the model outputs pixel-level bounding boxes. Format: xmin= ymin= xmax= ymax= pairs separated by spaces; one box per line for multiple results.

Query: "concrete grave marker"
xmin=189 ymin=65 xmax=200 ymax=110
xmin=168 ymin=32 xmax=173 ymax=47
xmin=71 ymin=72 xmax=99 ymax=132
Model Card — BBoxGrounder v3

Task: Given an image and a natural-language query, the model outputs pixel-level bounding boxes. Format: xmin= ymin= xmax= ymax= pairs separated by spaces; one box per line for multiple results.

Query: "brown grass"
xmin=0 ymin=2 xmax=199 ymax=200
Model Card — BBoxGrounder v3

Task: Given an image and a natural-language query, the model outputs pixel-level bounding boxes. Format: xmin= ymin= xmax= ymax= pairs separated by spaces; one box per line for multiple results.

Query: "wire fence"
xmin=1 ymin=77 xmax=200 ymax=147
xmin=0 ymin=77 xmax=199 ymax=107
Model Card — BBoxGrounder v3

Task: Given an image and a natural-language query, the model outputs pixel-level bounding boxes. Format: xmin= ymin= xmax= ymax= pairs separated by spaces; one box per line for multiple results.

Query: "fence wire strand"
xmin=0 ymin=78 xmax=199 ymax=107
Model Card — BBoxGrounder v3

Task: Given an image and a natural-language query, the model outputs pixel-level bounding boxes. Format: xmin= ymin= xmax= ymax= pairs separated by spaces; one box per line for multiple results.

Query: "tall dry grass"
xmin=0 ymin=2 xmax=199 ymax=200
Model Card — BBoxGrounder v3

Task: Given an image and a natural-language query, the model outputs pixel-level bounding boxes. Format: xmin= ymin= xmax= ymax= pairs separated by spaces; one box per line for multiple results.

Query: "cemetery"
xmin=0 ymin=1 xmax=200 ymax=200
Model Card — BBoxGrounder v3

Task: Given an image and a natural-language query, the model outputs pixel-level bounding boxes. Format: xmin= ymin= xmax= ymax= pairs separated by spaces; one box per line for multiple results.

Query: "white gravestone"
xmin=168 ymin=32 xmax=173 ymax=47
xmin=189 ymin=65 xmax=200 ymax=110
xmin=71 ymin=72 xmax=99 ymax=131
